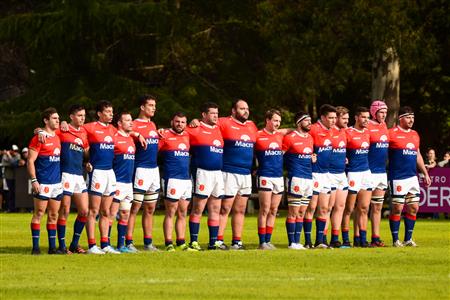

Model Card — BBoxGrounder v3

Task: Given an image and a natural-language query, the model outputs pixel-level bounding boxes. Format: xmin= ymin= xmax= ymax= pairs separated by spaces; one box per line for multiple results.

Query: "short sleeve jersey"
xmin=329 ymin=126 xmax=347 ymax=174
xmin=282 ymin=131 xmax=314 ymax=179
xmin=132 ymin=119 xmax=159 ymax=169
xmin=310 ymin=121 xmax=333 ymax=174
xmin=84 ymin=122 xmax=116 ymax=170
xmin=388 ymin=126 xmax=420 ymax=180
xmin=159 ymin=129 xmax=190 ymax=180
xmin=345 ymin=127 xmax=370 ymax=172
xmin=58 ymin=125 xmax=89 ymax=175
xmin=113 ymin=131 xmax=135 ymax=183
xmin=255 ymin=129 xmax=284 ymax=178
xmin=29 ymin=134 xmax=61 ymax=184
xmin=367 ymin=120 xmax=389 ymax=174
xmin=187 ymin=122 xmax=223 ymax=171
xmin=219 ymin=117 xmax=258 ymax=175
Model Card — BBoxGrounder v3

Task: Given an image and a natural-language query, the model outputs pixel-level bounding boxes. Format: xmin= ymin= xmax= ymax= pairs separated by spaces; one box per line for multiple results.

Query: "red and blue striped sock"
xmin=404 ymin=214 xmax=416 ymax=241
xmin=47 ymin=223 xmax=57 ymax=249
xmin=125 ymin=235 xmax=133 ymax=246
xmin=117 ymin=220 xmax=128 ymax=248
xmin=208 ymin=219 xmax=219 ymax=246
xmin=315 ymin=218 xmax=326 ymax=244
xmin=176 ymin=238 xmax=186 ymax=246
xmin=389 ymin=215 xmax=401 ymax=242
xmin=31 ymin=223 xmax=40 ymax=250
xmin=70 ymin=215 xmax=87 ymax=249
xmin=371 ymin=235 xmax=380 ymax=243
xmin=189 ymin=215 xmax=201 ymax=242
xmin=57 ymin=219 xmax=66 ymax=250
xmin=286 ymin=217 xmax=296 ymax=245
xmin=331 ymin=230 xmax=340 ymax=243
xmin=295 ymin=218 xmax=303 ymax=244
xmin=108 ymin=221 xmax=112 ymax=244
xmin=143 ymin=235 xmax=152 ymax=246
xmin=88 ymin=238 xmax=96 ymax=249
xmin=359 ymin=230 xmax=367 ymax=244
xmin=265 ymin=226 xmax=273 ymax=243
xmin=258 ymin=227 xmax=266 ymax=245
xmin=304 ymin=219 xmax=313 ymax=244
xmin=342 ymin=228 xmax=350 ymax=243
xmin=231 ymin=237 xmax=241 ymax=245
xmin=165 ymin=240 xmax=173 ymax=246
xmin=100 ymin=236 xmax=109 ymax=249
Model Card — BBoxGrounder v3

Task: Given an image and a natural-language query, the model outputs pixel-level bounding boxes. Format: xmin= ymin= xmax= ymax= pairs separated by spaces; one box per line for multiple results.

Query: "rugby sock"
xmin=342 ymin=228 xmax=350 ymax=243
xmin=232 ymin=237 xmax=241 ymax=245
xmin=47 ymin=223 xmax=57 ymax=250
xmin=88 ymin=239 xmax=96 ymax=248
xmin=31 ymin=223 xmax=40 ymax=250
xmin=144 ymin=236 xmax=153 ymax=246
xmin=176 ymin=238 xmax=186 ymax=246
xmin=359 ymin=230 xmax=367 ymax=244
xmin=100 ymin=237 xmax=109 ymax=249
xmin=108 ymin=221 xmax=113 ymax=244
xmin=286 ymin=218 xmax=296 ymax=245
xmin=265 ymin=226 xmax=273 ymax=243
xmin=70 ymin=215 xmax=87 ymax=249
xmin=125 ymin=236 xmax=133 ymax=246
xmin=217 ymin=235 xmax=224 ymax=242
xmin=258 ymin=227 xmax=266 ymax=245
xmin=165 ymin=240 xmax=173 ymax=247
xmin=404 ymin=214 xmax=416 ymax=241
xmin=207 ymin=219 xmax=219 ymax=246
xmin=295 ymin=218 xmax=303 ymax=244
xmin=354 ymin=235 xmax=361 ymax=245
xmin=371 ymin=235 xmax=380 ymax=243
xmin=189 ymin=215 xmax=201 ymax=242
xmin=57 ymin=219 xmax=66 ymax=250
xmin=331 ymin=230 xmax=340 ymax=243
xmin=315 ymin=218 xmax=326 ymax=245
xmin=389 ymin=215 xmax=401 ymax=241
xmin=304 ymin=219 xmax=313 ymax=244
xmin=323 ymin=229 xmax=328 ymax=244
xmin=117 ymin=220 xmax=128 ymax=248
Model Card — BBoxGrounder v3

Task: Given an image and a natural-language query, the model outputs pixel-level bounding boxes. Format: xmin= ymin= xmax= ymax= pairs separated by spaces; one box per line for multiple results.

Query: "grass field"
xmin=1 ymin=212 xmax=449 ymax=299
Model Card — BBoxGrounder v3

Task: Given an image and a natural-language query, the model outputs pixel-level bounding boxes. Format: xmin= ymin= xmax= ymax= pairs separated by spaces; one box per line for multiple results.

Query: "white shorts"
xmin=113 ymin=182 xmax=133 ymax=211
xmin=194 ymin=168 xmax=224 ymax=199
xmin=347 ymin=170 xmax=372 ymax=194
xmin=88 ymin=169 xmax=116 ymax=196
xmin=133 ymin=167 xmax=160 ymax=194
xmin=371 ymin=172 xmax=388 ymax=191
xmin=329 ymin=173 xmax=348 ymax=191
xmin=61 ymin=172 xmax=87 ymax=195
xmin=35 ymin=182 xmax=63 ymax=201
xmin=389 ymin=176 xmax=420 ymax=205
xmin=312 ymin=172 xmax=331 ymax=194
xmin=163 ymin=178 xmax=192 ymax=202
xmin=257 ymin=176 xmax=284 ymax=194
xmin=287 ymin=177 xmax=313 ymax=206
xmin=223 ymin=172 xmax=252 ymax=198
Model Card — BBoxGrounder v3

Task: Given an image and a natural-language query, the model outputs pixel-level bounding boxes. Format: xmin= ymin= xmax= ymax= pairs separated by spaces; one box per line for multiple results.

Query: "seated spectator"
xmin=1 ymin=145 xmax=21 ymax=212
xmin=438 ymin=151 xmax=450 ymax=168
xmin=424 ymin=148 xmax=437 ymax=169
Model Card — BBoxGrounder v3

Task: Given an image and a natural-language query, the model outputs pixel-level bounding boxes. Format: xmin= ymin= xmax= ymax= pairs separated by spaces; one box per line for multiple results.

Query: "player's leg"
xmin=258 ymin=190 xmax=272 ymax=247
xmin=175 ymin=198 xmax=190 ymax=249
xmin=142 ymin=195 xmax=158 ymax=250
xmin=57 ymin=194 xmax=71 ymax=252
xmin=323 ymin=189 xmax=337 ymax=245
xmin=164 ymin=199 xmax=178 ymax=251
xmin=218 ymin=196 xmax=234 ymax=244
xmin=304 ymin=194 xmax=317 ymax=248
xmin=266 ymin=193 xmax=282 ymax=247
xmin=99 ymin=195 xmax=114 ymax=252
xmin=86 ymin=194 xmax=101 ymax=251
xmin=189 ymin=196 xmax=207 ymax=249
xmin=370 ymin=188 xmax=385 ymax=247
xmin=356 ymin=189 xmax=372 ymax=247
xmin=330 ymin=189 xmax=348 ymax=247
xmin=126 ymin=198 xmax=142 ymax=249
xmin=109 ymin=199 xmax=120 ymax=246
xmin=30 ymin=198 xmax=48 ymax=254
xmin=230 ymin=194 xmax=249 ymax=248
xmin=315 ymin=192 xmax=330 ymax=247
xmin=403 ymin=193 xmax=419 ymax=246
xmin=46 ymin=198 xmax=61 ymax=254
xmin=69 ymin=191 xmax=88 ymax=253
xmin=207 ymin=196 xmax=222 ymax=249
xmin=342 ymin=192 xmax=357 ymax=246
xmin=286 ymin=199 xmax=301 ymax=249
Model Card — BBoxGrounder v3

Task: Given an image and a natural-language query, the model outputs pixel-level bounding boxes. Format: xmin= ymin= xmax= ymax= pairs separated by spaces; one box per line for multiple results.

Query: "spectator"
xmin=20 ymin=147 xmax=28 ymax=166
xmin=1 ymin=145 xmax=21 ymax=212
xmin=424 ymin=148 xmax=437 ymax=169
xmin=438 ymin=151 xmax=450 ymax=168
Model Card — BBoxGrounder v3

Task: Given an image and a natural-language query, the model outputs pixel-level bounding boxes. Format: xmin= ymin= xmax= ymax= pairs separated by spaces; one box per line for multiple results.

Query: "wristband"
xmin=31 ymin=178 xmax=38 ymax=183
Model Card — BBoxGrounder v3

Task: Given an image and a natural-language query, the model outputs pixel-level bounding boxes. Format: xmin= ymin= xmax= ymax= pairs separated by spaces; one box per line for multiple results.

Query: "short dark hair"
xmin=113 ymin=111 xmax=131 ymax=127
xmin=335 ymin=106 xmax=349 ymax=117
xmin=319 ymin=104 xmax=337 ymax=117
xmin=232 ymin=98 xmax=246 ymax=110
xmin=399 ymin=106 xmax=414 ymax=116
xmin=171 ymin=111 xmax=187 ymax=120
xmin=42 ymin=107 xmax=58 ymax=123
xmin=265 ymin=109 xmax=281 ymax=121
xmin=138 ymin=94 xmax=157 ymax=107
xmin=68 ymin=104 xmax=85 ymax=115
xmin=200 ymin=102 xmax=219 ymax=114
xmin=355 ymin=106 xmax=370 ymax=116
xmin=96 ymin=100 xmax=113 ymax=114
xmin=294 ymin=111 xmax=310 ymax=124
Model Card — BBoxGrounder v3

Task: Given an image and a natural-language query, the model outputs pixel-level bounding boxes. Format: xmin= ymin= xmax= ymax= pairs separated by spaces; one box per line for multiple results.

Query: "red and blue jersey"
xmin=219 ymin=117 xmax=257 ymax=175
xmin=310 ymin=121 xmax=333 ymax=173
xmin=345 ymin=127 xmax=370 ymax=172
xmin=29 ymin=134 xmax=61 ymax=184
xmin=132 ymin=119 xmax=159 ymax=169
xmin=329 ymin=126 xmax=347 ymax=174
xmin=388 ymin=126 xmax=420 ymax=180
xmin=58 ymin=125 xmax=89 ymax=176
xmin=84 ymin=122 xmax=117 ymax=170
xmin=282 ymin=131 xmax=314 ymax=179
xmin=368 ymin=120 xmax=389 ymax=174
xmin=159 ymin=129 xmax=190 ymax=180
xmin=187 ymin=122 xmax=223 ymax=171
xmin=255 ymin=129 xmax=284 ymax=177
xmin=113 ymin=131 xmax=135 ymax=183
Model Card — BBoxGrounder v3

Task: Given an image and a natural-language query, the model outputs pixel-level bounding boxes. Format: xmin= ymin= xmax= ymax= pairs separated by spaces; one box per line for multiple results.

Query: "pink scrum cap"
xmin=370 ymin=100 xmax=388 ymax=119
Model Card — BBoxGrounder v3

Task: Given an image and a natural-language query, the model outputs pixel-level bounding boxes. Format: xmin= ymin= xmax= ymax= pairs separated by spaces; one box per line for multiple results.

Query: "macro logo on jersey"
xmin=282 ymin=131 xmax=314 ymax=179
xmin=113 ymin=132 xmax=135 ymax=183
xmin=310 ymin=122 xmax=333 ymax=173
xmin=368 ymin=120 xmax=389 ymax=174
xmin=160 ymin=130 xmax=190 ymax=180
xmin=388 ymin=126 xmax=420 ymax=180
xmin=188 ymin=122 xmax=224 ymax=171
xmin=219 ymin=117 xmax=258 ymax=175
xmin=133 ymin=119 xmax=159 ymax=168
xmin=255 ymin=129 xmax=284 ymax=177
xmin=84 ymin=122 xmax=116 ymax=170
xmin=346 ymin=127 xmax=370 ymax=172
xmin=58 ymin=126 xmax=88 ymax=175
xmin=29 ymin=134 xmax=61 ymax=184
xmin=329 ymin=126 xmax=347 ymax=174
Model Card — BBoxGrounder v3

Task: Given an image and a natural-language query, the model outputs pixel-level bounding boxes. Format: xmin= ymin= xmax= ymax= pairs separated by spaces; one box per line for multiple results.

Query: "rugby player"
xmin=56 ymin=104 xmax=89 ymax=254
xmin=282 ymin=112 xmax=316 ymax=250
xmin=367 ymin=100 xmax=389 ymax=247
xmin=388 ymin=106 xmax=431 ymax=247
xmin=28 ymin=107 xmax=62 ymax=254
xmin=217 ymin=99 xmax=257 ymax=250
xmin=126 ymin=95 xmax=160 ymax=252
xmin=327 ymin=106 xmax=349 ymax=248
xmin=160 ymin=112 xmax=193 ymax=251
xmin=304 ymin=104 xmax=336 ymax=249
xmin=110 ymin=112 xmax=136 ymax=253
xmin=187 ymin=102 xmax=224 ymax=250
xmin=342 ymin=107 xmax=372 ymax=247
xmin=255 ymin=109 xmax=284 ymax=250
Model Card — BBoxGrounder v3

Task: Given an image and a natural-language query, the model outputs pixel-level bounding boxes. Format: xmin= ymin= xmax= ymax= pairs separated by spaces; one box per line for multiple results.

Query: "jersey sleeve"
xmin=282 ymin=134 xmax=291 ymax=152
xmin=28 ymin=135 xmax=41 ymax=152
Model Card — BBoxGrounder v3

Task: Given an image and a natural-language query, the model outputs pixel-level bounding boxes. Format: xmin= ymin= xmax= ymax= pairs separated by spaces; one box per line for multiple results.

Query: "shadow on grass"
xmin=0 ymin=246 xmax=37 ymax=254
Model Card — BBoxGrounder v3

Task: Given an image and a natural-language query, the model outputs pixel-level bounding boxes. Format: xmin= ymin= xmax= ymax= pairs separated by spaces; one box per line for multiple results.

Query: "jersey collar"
xmin=200 ymin=121 xmax=216 ymax=129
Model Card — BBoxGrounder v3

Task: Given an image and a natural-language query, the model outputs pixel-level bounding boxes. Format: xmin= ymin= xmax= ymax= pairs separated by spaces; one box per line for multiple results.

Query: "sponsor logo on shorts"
xmin=170 ymin=188 xmax=176 ymax=195
xmin=44 ymin=186 xmax=49 ymax=193
xmin=199 ymin=184 xmax=205 ymax=191
xmin=261 ymin=179 xmax=267 ymax=186
xmin=396 ymin=185 xmax=402 ymax=192
xmin=138 ymin=179 xmax=144 ymax=186
xmin=314 ymin=181 xmax=319 ymax=188
xmin=95 ymin=183 xmax=101 ymax=190
xmin=349 ymin=180 xmax=355 ymax=187
xmin=293 ymin=185 xmax=300 ymax=192
xmin=64 ymin=182 xmax=70 ymax=189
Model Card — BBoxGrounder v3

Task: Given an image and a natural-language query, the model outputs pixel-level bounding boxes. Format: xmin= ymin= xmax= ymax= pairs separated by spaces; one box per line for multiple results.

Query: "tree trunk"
xmin=371 ymin=47 xmax=400 ymax=128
